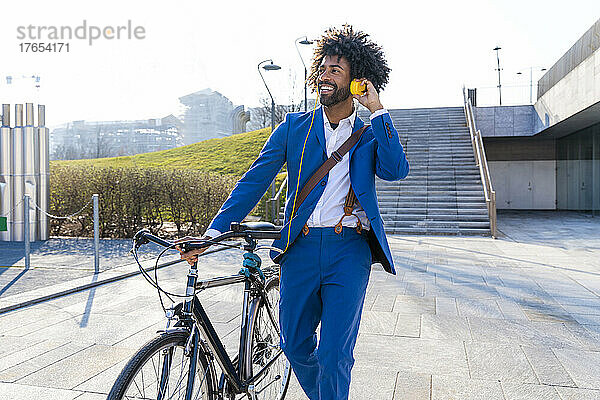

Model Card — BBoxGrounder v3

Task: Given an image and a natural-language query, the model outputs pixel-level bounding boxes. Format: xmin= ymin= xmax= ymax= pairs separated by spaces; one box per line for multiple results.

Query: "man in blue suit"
xmin=182 ymin=25 xmax=408 ymax=400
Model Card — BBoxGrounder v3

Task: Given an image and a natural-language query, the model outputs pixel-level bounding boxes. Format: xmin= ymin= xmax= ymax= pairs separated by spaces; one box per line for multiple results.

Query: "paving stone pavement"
xmin=0 ymin=238 xmax=175 ymax=298
xmin=0 ymin=211 xmax=599 ymax=399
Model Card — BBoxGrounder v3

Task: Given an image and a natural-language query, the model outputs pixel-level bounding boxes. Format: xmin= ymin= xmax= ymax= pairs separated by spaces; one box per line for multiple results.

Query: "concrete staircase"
xmin=369 ymin=107 xmax=490 ymax=235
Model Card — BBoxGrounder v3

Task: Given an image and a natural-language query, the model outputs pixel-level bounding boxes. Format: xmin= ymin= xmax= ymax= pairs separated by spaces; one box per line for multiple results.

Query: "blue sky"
xmin=0 ymin=0 xmax=598 ymax=127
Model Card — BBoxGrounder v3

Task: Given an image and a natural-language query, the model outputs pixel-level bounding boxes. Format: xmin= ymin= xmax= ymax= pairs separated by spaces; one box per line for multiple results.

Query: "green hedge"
xmin=50 ymin=165 xmax=237 ymax=238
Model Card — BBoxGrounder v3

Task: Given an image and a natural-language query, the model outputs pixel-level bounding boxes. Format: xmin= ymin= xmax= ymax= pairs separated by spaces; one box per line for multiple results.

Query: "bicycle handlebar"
xmin=133 ymin=229 xmax=173 ymax=248
xmin=133 ymin=222 xmax=282 ymax=252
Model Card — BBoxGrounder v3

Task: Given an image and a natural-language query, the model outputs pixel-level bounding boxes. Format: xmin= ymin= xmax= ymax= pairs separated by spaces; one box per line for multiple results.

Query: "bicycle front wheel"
xmin=245 ymin=273 xmax=291 ymax=400
xmin=108 ymin=331 xmax=215 ymax=400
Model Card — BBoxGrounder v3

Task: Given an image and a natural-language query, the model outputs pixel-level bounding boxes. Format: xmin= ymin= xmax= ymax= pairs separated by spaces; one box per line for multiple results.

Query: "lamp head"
xmin=263 ymin=62 xmax=281 ymax=71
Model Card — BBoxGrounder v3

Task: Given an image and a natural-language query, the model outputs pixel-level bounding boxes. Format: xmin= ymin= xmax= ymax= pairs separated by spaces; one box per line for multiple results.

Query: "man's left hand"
xmin=353 ymin=78 xmax=384 ymax=113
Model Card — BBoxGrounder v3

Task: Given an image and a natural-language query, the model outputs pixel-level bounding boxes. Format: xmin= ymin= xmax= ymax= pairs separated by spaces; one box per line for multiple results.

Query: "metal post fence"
xmin=24 ymin=195 xmax=30 ymax=269
xmin=15 ymin=193 xmax=100 ymax=271
xmin=93 ymin=194 xmax=100 ymax=274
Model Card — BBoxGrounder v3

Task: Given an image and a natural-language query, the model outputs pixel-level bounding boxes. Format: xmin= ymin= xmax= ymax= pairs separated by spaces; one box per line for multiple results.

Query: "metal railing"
xmin=267 ymin=174 xmax=287 ymax=225
xmin=2 ymin=194 xmax=102 ymax=272
xmin=462 ymin=87 xmax=497 ymax=238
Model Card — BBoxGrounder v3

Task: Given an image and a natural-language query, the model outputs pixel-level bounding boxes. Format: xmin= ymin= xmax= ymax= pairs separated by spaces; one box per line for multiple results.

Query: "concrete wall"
xmin=484 ymin=138 xmax=555 ymax=161
xmin=489 ymin=161 xmax=556 ymax=209
xmin=474 ymin=105 xmax=544 ymax=137
xmin=538 ymin=18 xmax=600 ymax=98
xmin=534 ymin=47 xmax=600 ymax=129
xmin=485 ymin=138 xmax=556 ymax=210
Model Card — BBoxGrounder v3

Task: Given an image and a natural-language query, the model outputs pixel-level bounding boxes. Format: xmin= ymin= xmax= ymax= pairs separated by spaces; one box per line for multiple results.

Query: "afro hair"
xmin=308 ymin=24 xmax=391 ymax=93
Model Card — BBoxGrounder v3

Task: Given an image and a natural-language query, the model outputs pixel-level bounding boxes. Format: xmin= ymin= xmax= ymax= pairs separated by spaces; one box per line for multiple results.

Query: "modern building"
xmin=178 ymin=89 xmax=250 ymax=144
xmin=474 ymin=17 xmax=599 ymax=216
xmin=50 ymin=115 xmax=183 ymax=160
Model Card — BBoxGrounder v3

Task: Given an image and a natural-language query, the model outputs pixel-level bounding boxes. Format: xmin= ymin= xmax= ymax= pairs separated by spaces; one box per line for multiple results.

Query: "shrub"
xmin=50 ymin=165 xmax=237 ymax=238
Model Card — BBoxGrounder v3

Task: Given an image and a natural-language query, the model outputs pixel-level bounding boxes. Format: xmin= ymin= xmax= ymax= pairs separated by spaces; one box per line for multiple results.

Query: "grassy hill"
xmin=52 ymin=127 xmax=279 ymax=177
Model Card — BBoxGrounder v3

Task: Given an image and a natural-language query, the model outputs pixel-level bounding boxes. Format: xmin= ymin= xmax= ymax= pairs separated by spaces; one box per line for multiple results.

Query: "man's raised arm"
xmin=353 ymin=79 xmax=409 ymax=181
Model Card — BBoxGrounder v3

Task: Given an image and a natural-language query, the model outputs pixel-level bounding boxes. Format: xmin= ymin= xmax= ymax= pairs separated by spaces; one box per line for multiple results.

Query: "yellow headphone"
xmin=350 ymin=79 xmax=367 ymax=96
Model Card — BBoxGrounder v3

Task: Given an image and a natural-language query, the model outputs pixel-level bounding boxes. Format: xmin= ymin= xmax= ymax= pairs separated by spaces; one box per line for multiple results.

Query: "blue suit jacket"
xmin=207 ymin=106 xmax=409 ymax=274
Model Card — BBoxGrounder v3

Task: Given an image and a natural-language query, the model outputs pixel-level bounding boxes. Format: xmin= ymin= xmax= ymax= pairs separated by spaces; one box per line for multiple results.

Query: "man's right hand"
xmin=175 ymin=236 xmax=213 ymax=265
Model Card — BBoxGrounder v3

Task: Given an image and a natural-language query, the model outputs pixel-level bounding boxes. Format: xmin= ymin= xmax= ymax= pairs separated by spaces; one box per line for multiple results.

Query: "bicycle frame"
xmin=132 ymin=225 xmax=285 ymax=400
xmin=164 ymin=265 xmax=283 ymax=399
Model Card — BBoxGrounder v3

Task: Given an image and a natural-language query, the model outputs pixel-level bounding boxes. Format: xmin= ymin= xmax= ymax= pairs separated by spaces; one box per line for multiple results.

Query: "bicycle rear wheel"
xmin=245 ymin=273 xmax=291 ymax=400
xmin=108 ymin=331 xmax=215 ymax=400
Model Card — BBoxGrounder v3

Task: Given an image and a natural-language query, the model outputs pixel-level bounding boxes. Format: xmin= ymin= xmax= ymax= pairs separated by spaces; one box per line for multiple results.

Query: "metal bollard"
xmin=93 ymin=194 xmax=99 ymax=274
xmin=24 ymin=195 xmax=30 ymax=269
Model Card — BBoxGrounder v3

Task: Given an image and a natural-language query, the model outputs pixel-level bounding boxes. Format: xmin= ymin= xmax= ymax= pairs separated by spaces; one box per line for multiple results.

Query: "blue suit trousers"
xmin=279 ymin=227 xmax=372 ymax=400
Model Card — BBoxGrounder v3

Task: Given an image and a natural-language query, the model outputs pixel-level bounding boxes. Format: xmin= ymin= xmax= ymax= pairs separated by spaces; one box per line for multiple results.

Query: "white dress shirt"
xmin=306 ymin=105 xmax=369 ymax=230
xmin=204 ymin=104 xmax=389 ymax=238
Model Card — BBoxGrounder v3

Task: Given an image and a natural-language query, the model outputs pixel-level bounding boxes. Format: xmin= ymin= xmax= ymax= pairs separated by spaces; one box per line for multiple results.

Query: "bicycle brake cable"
xmin=133 ymin=236 xmax=254 ymax=313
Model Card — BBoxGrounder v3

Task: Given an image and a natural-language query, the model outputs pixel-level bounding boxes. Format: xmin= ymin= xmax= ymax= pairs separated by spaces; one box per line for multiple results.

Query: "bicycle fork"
xmin=155 ymin=327 xmax=200 ymax=400
xmin=159 ymin=260 xmax=203 ymax=400
xmin=157 ymin=348 xmax=173 ymax=400
xmin=184 ymin=328 xmax=200 ymax=400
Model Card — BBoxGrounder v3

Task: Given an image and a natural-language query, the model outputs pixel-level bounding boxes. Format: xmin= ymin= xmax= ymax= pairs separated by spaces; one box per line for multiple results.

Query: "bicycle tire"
xmin=244 ymin=273 xmax=291 ymax=400
xmin=107 ymin=331 xmax=216 ymax=400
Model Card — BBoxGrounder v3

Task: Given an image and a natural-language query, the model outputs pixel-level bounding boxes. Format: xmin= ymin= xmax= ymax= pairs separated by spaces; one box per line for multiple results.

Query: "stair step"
xmin=381 ymin=215 xmax=490 ymax=222
xmin=386 ymin=220 xmax=491 ymax=229
xmin=385 ymin=227 xmax=491 ymax=236
xmin=371 ymin=107 xmax=490 ymax=237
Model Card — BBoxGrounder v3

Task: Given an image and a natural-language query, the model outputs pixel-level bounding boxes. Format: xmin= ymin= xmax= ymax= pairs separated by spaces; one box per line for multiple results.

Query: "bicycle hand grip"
xmin=178 ymin=241 xmax=211 ymax=253
xmin=245 ymin=230 xmax=281 ymax=240
xmin=133 ymin=229 xmax=173 ymax=249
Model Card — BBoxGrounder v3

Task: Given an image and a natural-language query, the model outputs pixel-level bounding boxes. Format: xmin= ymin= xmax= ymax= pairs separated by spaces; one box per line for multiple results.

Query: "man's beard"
xmin=319 ymin=83 xmax=351 ymax=106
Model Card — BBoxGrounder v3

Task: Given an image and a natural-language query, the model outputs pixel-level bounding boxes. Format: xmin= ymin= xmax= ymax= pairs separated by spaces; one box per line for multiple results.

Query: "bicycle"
xmin=107 ymin=221 xmax=291 ymax=400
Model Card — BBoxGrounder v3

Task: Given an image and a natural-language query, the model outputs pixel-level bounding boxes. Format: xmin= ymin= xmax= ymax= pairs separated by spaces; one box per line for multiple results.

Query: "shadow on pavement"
xmin=79 ymin=273 xmax=99 ymax=328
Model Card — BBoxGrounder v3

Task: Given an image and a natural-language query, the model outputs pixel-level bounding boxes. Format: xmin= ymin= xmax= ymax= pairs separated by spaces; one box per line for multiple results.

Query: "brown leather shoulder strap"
xmin=291 ymin=125 xmax=367 ymax=217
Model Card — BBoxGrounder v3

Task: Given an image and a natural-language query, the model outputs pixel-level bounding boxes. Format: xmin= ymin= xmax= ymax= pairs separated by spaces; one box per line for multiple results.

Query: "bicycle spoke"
xmin=141 ymin=367 xmax=146 ymax=398
xmin=246 ymin=277 xmax=290 ymax=400
xmin=131 ymin=377 xmax=144 ymax=399
xmin=147 ymin=356 xmax=159 ymax=398
xmin=192 ymin=364 xmax=211 ymax=400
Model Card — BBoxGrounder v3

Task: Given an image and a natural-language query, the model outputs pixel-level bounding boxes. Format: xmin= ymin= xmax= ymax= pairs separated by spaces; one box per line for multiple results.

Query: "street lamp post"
xmin=5 ymin=75 xmax=41 ymax=105
xmin=295 ymin=36 xmax=313 ymax=112
xmin=258 ymin=59 xmax=281 ymax=223
xmin=493 ymin=46 xmax=502 ymax=105
xmin=517 ymin=67 xmax=547 ymax=103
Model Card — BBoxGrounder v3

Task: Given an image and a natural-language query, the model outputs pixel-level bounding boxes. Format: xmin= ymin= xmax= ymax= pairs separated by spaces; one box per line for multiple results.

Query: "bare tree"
xmin=247 ymin=69 xmax=307 ymax=131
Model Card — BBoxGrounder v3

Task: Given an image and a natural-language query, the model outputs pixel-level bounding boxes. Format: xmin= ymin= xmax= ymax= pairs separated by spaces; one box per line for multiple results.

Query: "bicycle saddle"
xmin=231 ymin=221 xmax=278 ymax=232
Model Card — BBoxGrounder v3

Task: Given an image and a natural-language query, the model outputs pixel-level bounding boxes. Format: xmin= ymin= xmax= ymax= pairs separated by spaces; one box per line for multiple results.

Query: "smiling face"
xmin=318 ymin=55 xmax=352 ymax=107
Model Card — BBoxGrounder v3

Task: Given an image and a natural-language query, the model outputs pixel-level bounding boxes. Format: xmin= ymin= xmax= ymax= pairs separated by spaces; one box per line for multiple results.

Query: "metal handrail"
xmin=462 ymin=87 xmax=497 ymax=238
xmin=267 ymin=174 xmax=287 ymax=225
xmin=271 ymin=174 xmax=288 ymax=202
